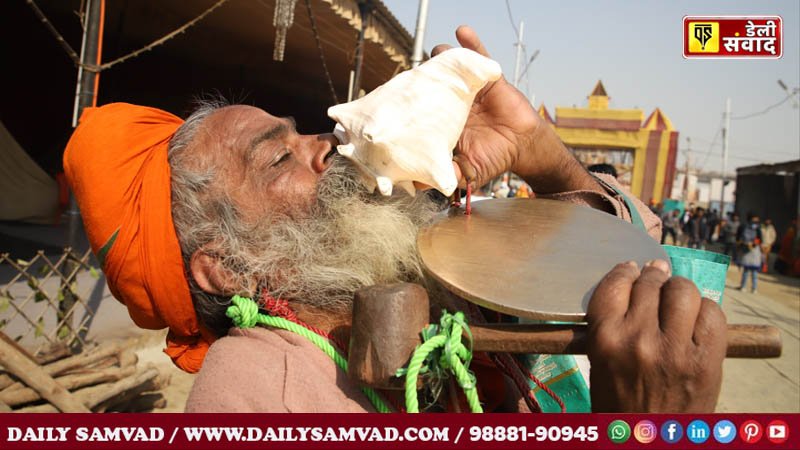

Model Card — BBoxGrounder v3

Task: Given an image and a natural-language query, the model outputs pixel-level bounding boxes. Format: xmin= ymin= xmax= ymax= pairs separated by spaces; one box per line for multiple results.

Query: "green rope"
xmin=226 ymin=295 xmax=391 ymax=413
xmin=398 ymin=311 xmax=483 ymax=413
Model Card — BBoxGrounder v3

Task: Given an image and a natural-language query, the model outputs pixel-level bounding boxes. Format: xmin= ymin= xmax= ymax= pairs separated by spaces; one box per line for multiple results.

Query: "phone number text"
xmin=468 ymin=426 xmax=599 ymax=442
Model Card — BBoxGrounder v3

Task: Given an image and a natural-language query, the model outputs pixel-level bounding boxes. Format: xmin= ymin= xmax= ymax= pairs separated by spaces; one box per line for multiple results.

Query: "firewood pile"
xmin=0 ymin=332 xmax=169 ymax=412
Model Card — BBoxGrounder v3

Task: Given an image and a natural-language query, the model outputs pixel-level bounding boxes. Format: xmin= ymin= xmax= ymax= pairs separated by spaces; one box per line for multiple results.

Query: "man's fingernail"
xmin=650 ymin=259 xmax=671 ymax=274
xmin=644 ymin=260 xmax=654 ymax=268
xmin=624 ymin=260 xmax=638 ymax=268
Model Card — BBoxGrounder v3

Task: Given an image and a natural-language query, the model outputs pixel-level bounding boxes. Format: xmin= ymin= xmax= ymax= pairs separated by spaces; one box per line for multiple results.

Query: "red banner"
xmin=0 ymin=413 xmax=797 ymax=449
xmin=683 ymin=16 xmax=783 ymax=59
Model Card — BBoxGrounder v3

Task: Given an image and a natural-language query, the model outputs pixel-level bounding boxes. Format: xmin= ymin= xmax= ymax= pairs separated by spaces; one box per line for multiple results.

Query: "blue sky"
xmin=382 ymin=0 xmax=800 ymax=173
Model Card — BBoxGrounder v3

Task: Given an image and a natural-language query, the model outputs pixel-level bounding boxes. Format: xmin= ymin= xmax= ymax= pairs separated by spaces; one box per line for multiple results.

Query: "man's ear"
xmin=189 ymin=250 xmax=239 ymax=296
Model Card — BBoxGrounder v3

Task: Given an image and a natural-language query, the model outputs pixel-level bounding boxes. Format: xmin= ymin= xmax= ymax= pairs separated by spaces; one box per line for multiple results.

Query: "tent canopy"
xmin=1 ymin=0 xmax=415 ymax=177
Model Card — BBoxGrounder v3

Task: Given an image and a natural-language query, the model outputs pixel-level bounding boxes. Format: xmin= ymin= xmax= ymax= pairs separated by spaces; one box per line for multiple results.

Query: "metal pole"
xmin=720 ymin=98 xmax=731 ymax=216
xmin=63 ymin=0 xmax=103 ymax=350
xmin=512 ymin=21 xmax=524 ymax=87
xmin=410 ymin=0 xmax=429 ymax=68
xmin=72 ymin=0 xmax=103 ymax=127
xmin=351 ymin=1 xmax=371 ymax=99
xmin=69 ymin=0 xmax=103 ymax=224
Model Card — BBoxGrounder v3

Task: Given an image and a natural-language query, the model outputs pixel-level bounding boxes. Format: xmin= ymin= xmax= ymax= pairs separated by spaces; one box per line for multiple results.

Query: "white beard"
xmin=218 ymin=157 xmax=443 ymax=311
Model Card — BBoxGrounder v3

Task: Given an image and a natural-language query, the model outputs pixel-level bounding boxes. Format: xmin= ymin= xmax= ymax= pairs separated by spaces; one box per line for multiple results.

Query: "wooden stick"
xmin=0 ymin=354 xmax=118 ymax=394
xmin=0 ymin=332 xmax=38 ymax=363
xmin=1 ymin=366 xmax=136 ymax=407
xmin=16 ymin=367 xmax=160 ymax=413
xmin=44 ymin=342 xmax=122 ymax=376
xmin=0 ymin=342 xmax=121 ymax=390
xmin=94 ymin=373 xmax=167 ymax=413
xmin=35 ymin=343 xmax=73 ymax=365
xmin=469 ymin=323 xmax=782 ymax=358
xmin=0 ymin=333 xmax=89 ymax=412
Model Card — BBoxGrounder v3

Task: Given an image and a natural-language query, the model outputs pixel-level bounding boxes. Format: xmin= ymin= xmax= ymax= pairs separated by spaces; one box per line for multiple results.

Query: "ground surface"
xmin=715 ymin=262 xmax=800 ymax=412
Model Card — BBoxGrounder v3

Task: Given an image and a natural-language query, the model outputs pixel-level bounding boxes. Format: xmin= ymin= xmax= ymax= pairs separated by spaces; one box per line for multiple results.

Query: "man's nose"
xmin=310 ymin=133 xmax=339 ymax=174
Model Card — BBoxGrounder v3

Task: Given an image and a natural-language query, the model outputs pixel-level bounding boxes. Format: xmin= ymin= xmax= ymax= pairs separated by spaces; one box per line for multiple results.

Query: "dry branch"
xmin=44 ymin=342 xmax=121 ymax=376
xmin=1 ymin=366 xmax=136 ymax=407
xmin=93 ymin=373 xmax=167 ymax=413
xmin=0 ymin=332 xmax=39 ymax=364
xmin=0 ymin=333 xmax=89 ymax=412
xmin=0 ymin=342 xmax=121 ymax=390
xmin=17 ymin=366 xmax=160 ymax=413
xmin=35 ymin=344 xmax=73 ymax=365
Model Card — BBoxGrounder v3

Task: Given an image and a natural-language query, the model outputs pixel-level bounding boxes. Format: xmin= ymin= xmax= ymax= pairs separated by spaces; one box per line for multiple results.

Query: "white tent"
xmin=0 ymin=121 xmax=58 ymax=224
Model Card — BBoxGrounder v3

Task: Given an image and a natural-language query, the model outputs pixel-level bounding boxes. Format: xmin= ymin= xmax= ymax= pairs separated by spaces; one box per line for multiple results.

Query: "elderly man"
xmin=65 ymin=27 xmax=725 ymax=413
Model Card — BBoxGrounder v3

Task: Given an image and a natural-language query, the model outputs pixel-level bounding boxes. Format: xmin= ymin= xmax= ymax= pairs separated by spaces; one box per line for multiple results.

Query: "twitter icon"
xmin=713 ymin=420 xmax=736 ymax=444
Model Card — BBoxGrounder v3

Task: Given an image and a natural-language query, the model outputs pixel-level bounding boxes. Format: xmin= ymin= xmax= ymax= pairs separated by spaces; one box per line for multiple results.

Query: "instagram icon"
xmin=634 ymin=420 xmax=657 ymax=444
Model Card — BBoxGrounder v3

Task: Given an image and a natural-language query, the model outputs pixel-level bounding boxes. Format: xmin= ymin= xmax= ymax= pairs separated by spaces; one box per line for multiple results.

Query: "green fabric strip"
xmin=96 ymin=229 xmax=119 ymax=267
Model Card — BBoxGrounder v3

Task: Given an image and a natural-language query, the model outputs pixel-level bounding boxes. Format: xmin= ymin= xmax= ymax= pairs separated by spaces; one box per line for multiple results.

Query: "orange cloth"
xmin=64 ymin=103 xmax=213 ymax=373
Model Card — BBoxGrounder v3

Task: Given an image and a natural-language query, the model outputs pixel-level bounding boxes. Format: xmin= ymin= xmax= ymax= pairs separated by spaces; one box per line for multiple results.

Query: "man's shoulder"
xmin=185 ymin=326 xmax=374 ymax=413
xmin=184 ymin=327 xmax=296 ymax=412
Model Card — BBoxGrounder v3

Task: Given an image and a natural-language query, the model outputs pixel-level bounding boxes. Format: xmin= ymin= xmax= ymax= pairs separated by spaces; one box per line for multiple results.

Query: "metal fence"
xmin=0 ymin=248 xmax=99 ymax=353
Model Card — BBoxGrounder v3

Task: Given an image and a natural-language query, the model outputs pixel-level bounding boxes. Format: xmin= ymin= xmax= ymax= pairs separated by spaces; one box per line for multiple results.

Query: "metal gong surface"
xmin=417 ymin=198 xmax=668 ymax=322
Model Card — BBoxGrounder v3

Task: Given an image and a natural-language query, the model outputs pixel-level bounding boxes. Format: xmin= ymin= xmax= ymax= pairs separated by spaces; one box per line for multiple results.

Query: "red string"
xmin=512 ymin=357 xmax=566 ymax=413
xmin=465 ymin=184 xmax=472 ymax=215
xmin=259 ymin=289 xmax=333 ymax=342
xmin=489 ymin=352 xmax=539 ymax=412
xmin=463 ymin=301 xmax=540 ymax=413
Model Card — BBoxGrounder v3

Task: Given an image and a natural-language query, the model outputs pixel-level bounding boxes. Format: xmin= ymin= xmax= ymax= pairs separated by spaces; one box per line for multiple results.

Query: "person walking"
xmin=760 ymin=218 xmax=777 ymax=273
xmin=661 ymin=210 xmax=680 ymax=245
xmin=738 ymin=214 xmax=763 ymax=293
xmin=680 ymin=207 xmax=693 ymax=247
xmin=722 ymin=213 xmax=740 ymax=264
xmin=688 ymin=207 xmax=709 ymax=249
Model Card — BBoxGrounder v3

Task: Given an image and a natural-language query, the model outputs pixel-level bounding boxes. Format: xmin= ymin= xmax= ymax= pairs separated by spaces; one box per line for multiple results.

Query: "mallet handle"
xmin=470 ymin=323 xmax=782 ymax=358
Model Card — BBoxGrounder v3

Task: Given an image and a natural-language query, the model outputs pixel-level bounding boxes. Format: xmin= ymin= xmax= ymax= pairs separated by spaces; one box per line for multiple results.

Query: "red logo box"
xmin=683 ymin=16 xmax=783 ymax=59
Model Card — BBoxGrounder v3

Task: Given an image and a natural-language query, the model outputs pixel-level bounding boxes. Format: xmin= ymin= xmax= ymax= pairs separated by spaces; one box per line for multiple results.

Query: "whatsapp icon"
xmin=608 ymin=420 xmax=631 ymax=444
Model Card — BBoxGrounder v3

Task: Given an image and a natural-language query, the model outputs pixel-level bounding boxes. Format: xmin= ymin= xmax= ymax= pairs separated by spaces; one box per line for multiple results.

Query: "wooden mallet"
xmin=347 ymin=283 xmax=782 ymax=389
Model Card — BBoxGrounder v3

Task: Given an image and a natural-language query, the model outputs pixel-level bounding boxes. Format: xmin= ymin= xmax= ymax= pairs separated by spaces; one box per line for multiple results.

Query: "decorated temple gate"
xmin=539 ymin=81 xmax=679 ymax=203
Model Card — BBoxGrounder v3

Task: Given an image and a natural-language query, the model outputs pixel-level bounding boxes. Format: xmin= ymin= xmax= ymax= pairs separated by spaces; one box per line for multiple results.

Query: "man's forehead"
xmin=197 ymin=105 xmax=290 ymax=153
xmin=206 ymin=105 xmax=280 ymax=133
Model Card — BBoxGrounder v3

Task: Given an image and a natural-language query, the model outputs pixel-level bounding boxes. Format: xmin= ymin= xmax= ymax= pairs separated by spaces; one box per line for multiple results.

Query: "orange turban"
xmin=64 ymin=103 xmax=214 ymax=373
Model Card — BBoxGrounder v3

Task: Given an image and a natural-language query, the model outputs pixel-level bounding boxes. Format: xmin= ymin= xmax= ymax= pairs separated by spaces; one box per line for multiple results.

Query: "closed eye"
xmin=270 ymin=151 xmax=291 ymax=168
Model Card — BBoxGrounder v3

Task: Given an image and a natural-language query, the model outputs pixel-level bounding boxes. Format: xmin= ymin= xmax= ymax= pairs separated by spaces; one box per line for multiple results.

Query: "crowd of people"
xmin=654 ymin=202 xmax=799 ymax=291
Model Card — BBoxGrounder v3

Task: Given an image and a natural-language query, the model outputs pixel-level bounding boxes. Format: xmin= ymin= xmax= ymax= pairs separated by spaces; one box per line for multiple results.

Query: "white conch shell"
xmin=328 ymin=48 xmax=502 ymax=196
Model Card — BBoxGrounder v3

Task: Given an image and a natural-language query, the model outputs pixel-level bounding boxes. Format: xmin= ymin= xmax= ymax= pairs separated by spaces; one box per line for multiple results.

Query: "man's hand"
xmin=432 ymin=26 xmax=538 ymax=189
xmin=586 ymin=260 xmax=726 ymax=412
xmin=431 ymin=26 xmax=599 ymax=194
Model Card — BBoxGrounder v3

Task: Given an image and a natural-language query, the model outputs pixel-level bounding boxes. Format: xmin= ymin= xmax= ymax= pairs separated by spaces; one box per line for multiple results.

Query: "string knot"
xmin=227 ymin=295 xmax=259 ymax=328
xmin=259 ymin=289 xmax=299 ymax=322
xmin=400 ymin=310 xmax=482 ymax=413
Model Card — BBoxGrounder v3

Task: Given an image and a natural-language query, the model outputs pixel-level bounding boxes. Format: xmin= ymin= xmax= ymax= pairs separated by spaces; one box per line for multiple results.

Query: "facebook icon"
xmin=661 ymin=420 xmax=683 ymax=444
xmin=687 ymin=420 xmax=710 ymax=444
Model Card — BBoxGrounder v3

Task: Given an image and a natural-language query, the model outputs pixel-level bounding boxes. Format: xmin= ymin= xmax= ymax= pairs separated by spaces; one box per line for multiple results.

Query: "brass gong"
xmin=417 ymin=198 xmax=668 ymax=322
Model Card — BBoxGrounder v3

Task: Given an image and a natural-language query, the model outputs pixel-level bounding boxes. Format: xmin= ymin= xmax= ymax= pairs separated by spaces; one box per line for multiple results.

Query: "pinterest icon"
xmin=739 ymin=420 xmax=763 ymax=444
